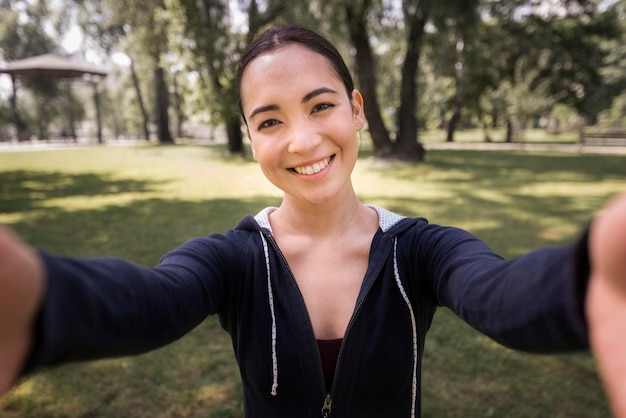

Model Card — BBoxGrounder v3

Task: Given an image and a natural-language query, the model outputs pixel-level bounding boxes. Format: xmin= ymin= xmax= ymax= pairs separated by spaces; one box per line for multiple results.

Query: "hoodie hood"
xmin=234 ymin=205 xmax=418 ymax=236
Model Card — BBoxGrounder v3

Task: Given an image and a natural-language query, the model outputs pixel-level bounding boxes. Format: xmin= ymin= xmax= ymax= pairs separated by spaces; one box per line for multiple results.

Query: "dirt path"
xmin=424 ymin=141 xmax=626 ymax=155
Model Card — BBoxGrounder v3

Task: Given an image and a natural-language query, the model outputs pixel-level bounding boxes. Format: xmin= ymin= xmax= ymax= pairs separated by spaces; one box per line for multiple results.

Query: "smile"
xmin=292 ymin=156 xmax=333 ymax=175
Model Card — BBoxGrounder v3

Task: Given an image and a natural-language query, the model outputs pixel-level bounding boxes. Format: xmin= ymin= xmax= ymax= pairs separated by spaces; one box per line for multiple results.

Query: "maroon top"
xmin=317 ymin=338 xmax=343 ymax=391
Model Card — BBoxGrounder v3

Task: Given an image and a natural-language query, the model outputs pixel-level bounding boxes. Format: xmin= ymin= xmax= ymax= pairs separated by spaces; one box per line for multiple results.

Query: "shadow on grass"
xmin=373 ymin=150 xmax=625 ymax=184
xmin=13 ymin=196 xmax=281 ymax=264
xmin=1 ymin=168 xmax=280 ymax=263
xmin=0 ymin=170 xmax=165 ymax=214
xmin=369 ymin=190 xmax=597 ymax=256
xmin=365 ymin=150 xmax=625 ymax=256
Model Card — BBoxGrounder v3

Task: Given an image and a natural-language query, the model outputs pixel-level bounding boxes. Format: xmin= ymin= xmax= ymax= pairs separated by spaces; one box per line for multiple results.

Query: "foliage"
xmin=170 ymin=0 xmax=241 ymax=128
xmin=600 ymin=92 xmax=626 ymax=128
xmin=482 ymin=59 xmax=556 ymax=141
xmin=171 ymin=0 xmax=289 ymax=154
xmin=0 ymin=0 xmax=63 ymax=61
xmin=471 ymin=0 xmax=620 ymax=134
xmin=3 ymin=0 xmax=626 ymax=151
xmin=75 ymin=0 xmax=175 ymax=143
xmin=0 ymin=0 xmax=88 ymax=139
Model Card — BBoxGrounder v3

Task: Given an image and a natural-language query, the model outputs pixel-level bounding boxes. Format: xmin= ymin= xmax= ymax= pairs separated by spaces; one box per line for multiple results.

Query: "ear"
xmin=351 ymin=89 xmax=365 ymax=131
xmin=247 ymin=127 xmax=258 ymax=161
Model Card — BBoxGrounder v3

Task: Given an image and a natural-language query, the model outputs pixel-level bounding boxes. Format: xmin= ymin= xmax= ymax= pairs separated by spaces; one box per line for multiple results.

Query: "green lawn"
xmin=0 ymin=143 xmax=624 ymax=417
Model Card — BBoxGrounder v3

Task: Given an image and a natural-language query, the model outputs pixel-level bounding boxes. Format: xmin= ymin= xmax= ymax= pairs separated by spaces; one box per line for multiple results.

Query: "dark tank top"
xmin=317 ymin=338 xmax=343 ymax=391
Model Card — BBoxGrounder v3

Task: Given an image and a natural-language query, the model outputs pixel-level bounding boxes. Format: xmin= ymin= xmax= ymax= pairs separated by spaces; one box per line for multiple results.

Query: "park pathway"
xmin=424 ymin=141 xmax=626 ymax=155
xmin=1 ymin=138 xmax=626 ymax=155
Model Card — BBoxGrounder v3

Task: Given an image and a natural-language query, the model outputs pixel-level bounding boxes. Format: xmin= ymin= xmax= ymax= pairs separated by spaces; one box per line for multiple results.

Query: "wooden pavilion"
xmin=0 ymin=53 xmax=108 ymax=143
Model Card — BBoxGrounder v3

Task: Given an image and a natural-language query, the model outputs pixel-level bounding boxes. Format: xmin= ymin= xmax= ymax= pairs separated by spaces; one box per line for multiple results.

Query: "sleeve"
xmin=416 ymin=224 xmax=590 ymax=353
xmin=22 ymin=233 xmax=238 ymax=374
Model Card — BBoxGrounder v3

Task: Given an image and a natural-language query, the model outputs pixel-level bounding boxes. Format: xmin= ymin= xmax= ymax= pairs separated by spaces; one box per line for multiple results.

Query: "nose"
xmin=287 ymin=119 xmax=323 ymax=154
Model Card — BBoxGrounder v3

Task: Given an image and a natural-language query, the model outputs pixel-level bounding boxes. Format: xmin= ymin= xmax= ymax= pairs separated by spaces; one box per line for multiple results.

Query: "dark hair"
xmin=236 ymin=25 xmax=355 ymax=123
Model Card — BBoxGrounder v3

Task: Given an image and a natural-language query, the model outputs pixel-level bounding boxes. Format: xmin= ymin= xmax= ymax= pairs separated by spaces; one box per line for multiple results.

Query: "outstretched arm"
xmin=0 ymin=226 xmax=45 ymax=397
xmin=587 ymin=191 xmax=626 ymax=417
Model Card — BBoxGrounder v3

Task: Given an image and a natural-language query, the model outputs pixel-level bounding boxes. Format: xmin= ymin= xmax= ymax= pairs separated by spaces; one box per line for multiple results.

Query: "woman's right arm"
xmin=0 ymin=226 xmax=235 ymax=399
xmin=0 ymin=226 xmax=46 ymax=397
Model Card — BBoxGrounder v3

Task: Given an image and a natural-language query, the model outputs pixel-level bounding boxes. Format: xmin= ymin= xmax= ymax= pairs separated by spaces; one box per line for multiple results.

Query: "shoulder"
xmin=160 ymin=215 xmax=264 ymax=267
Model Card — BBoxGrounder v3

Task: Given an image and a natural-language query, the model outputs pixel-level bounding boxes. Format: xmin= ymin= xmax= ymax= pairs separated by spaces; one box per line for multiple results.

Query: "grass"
xmin=0 ymin=142 xmax=624 ymax=417
xmin=419 ymin=127 xmax=581 ymax=143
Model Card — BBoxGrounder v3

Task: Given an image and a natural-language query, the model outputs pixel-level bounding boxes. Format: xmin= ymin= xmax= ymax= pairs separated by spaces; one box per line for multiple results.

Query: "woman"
xmin=1 ymin=25 xmax=626 ymax=418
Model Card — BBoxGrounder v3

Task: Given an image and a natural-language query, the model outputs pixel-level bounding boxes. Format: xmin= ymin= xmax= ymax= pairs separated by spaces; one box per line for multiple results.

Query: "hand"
xmin=0 ymin=226 xmax=45 ymax=398
xmin=587 ymin=191 xmax=626 ymax=417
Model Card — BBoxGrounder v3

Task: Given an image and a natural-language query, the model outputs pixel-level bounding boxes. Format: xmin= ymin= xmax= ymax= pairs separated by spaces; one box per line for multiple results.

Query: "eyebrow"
xmin=302 ymin=87 xmax=339 ymax=104
xmin=247 ymin=87 xmax=339 ymax=121
xmin=248 ymin=104 xmax=279 ymax=121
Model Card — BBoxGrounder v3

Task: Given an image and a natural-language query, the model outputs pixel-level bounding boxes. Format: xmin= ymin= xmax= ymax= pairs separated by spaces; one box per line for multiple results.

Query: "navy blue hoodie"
xmin=24 ymin=206 xmax=589 ymax=417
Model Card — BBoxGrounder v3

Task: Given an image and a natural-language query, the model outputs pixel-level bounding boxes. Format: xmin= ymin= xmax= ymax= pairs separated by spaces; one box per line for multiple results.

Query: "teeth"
xmin=293 ymin=157 xmax=331 ymax=175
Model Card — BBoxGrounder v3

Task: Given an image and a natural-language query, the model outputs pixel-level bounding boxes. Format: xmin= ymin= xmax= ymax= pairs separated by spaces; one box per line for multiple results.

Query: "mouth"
xmin=291 ymin=155 xmax=334 ymax=175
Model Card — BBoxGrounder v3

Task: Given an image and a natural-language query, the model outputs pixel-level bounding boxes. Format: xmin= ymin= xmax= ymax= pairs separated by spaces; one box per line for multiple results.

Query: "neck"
xmin=271 ymin=191 xmax=370 ymax=238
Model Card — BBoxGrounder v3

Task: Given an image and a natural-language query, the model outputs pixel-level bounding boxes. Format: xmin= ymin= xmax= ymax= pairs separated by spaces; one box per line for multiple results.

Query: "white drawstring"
xmin=392 ymin=238 xmax=417 ymax=418
xmin=260 ymin=232 xmax=279 ymax=396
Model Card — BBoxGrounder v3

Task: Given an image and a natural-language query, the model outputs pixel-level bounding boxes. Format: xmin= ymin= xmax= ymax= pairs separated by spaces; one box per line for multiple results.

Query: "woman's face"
xmin=240 ymin=44 xmax=364 ymax=207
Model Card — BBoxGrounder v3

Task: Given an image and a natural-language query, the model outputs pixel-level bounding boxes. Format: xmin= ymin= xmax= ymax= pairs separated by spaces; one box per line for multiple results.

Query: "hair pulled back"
xmin=236 ymin=25 xmax=354 ymax=122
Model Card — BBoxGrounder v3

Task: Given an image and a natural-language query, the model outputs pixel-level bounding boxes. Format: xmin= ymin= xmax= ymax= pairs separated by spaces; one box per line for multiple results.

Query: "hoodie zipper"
xmin=319 ymin=235 xmax=393 ymax=417
xmin=321 ymin=393 xmax=332 ymax=417
xmin=264 ymin=231 xmax=394 ymax=418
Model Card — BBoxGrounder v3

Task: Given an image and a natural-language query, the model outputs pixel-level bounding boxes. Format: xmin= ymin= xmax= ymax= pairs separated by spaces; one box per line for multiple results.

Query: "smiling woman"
xmin=240 ymin=42 xmax=365 ymax=212
xmin=0 ymin=25 xmax=626 ymax=418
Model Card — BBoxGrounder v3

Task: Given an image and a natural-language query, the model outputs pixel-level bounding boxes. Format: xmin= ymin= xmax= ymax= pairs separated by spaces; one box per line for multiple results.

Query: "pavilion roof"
xmin=0 ymin=53 xmax=107 ymax=79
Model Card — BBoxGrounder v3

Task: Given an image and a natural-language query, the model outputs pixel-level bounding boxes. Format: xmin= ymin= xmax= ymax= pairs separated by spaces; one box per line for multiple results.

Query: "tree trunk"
xmin=65 ymin=80 xmax=76 ymax=141
xmin=476 ymin=101 xmax=491 ymax=142
xmin=92 ymin=81 xmax=103 ymax=144
xmin=154 ymin=65 xmax=174 ymax=144
xmin=393 ymin=7 xmax=428 ymax=162
xmin=225 ymin=117 xmax=244 ymax=155
xmin=446 ymin=36 xmax=465 ymax=143
xmin=172 ymin=73 xmax=184 ymax=139
xmin=345 ymin=3 xmax=393 ymax=156
xmin=505 ymin=117 xmax=513 ymax=142
xmin=37 ymin=100 xmax=46 ymax=140
xmin=130 ymin=59 xmax=151 ymax=141
xmin=10 ymin=76 xmax=28 ymax=141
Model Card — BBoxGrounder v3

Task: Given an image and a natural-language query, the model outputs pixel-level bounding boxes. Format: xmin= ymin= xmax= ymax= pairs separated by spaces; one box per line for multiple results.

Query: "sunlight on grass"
xmin=518 ymin=181 xmax=624 ymax=199
xmin=196 ymin=384 xmax=231 ymax=404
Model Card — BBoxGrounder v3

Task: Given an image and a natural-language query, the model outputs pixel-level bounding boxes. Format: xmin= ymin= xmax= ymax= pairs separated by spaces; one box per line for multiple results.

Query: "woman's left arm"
xmin=586 ymin=191 xmax=626 ymax=418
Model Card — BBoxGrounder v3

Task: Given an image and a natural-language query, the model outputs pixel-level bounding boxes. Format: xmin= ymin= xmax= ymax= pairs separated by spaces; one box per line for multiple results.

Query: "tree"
xmin=344 ymin=0 xmax=393 ymax=155
xmin=427 ymin=0 xmax=480 ymax=142
xmin=542 ymin=6 xmax=622 ymax=123
xmin=76 ymin=0 xmax=175 ymax=144
xmin=172 ymin=0 xmax=286 ymax=155
xmin=335 ymin=0 xmax=432 ymax=161
xmin=0 ymin=0 xmax=80 ymax=140
xmin=388 ymin=0 xmax=434 ymax=161
xmin=473 ymin=0 xmax=620 ymax=139
xmin=172 ymin=0 xmax=243 ymax=154
xmin=129 ymin=58 xmax=151 ymax=141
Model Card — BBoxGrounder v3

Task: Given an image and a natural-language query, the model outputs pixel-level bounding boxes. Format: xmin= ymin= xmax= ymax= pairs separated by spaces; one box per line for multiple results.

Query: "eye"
xmin=258 ymin=119 xmax=281 ymax=130
xmin=311 ymin=102 xmax=334 ymax=114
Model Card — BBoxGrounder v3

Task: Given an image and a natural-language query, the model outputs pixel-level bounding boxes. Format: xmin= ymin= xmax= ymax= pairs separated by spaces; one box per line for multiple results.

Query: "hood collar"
xmin=250 ymin=205 xmax=407 ymax=235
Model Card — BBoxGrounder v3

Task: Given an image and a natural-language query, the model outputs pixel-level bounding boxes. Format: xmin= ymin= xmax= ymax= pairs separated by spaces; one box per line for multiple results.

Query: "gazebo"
xmin=0 ymin=53 xmax=108 ymax=143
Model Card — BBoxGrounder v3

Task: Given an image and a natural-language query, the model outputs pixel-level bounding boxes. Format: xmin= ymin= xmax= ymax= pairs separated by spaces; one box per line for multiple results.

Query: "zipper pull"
xmin=321 ymin=393 xmax=332 ymax=417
